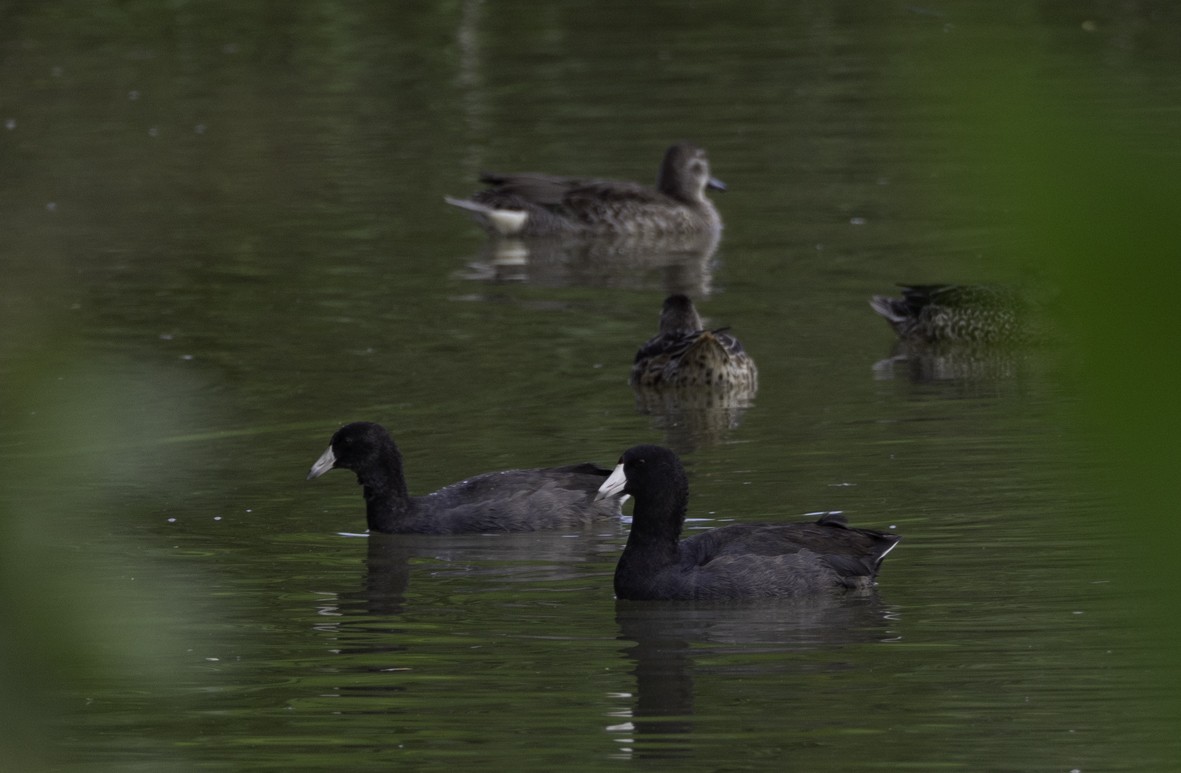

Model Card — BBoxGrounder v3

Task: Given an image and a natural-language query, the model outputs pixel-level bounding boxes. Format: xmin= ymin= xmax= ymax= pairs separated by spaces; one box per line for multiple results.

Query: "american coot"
xmin=307 ymin=422 xmax=624 ymax=534
xmin=630 ymin=294 xmax=758 ymax=392
xmin=870 ymin=284 xmax=1027 ymax=344
xmin=595 ymin=445 xmax=900 ymax=601
xmin=444 ymin=143 xmax=725 ymax=238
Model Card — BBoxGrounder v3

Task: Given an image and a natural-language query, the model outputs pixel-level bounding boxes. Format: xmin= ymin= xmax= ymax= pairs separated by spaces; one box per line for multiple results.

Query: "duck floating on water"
xmin=870 ymin=283 xmax=1029 ymax=344
xmin=445 ymin=142 xmax=725 ymax=239
xmin=630 ymin=294 xmax=757 ymax=393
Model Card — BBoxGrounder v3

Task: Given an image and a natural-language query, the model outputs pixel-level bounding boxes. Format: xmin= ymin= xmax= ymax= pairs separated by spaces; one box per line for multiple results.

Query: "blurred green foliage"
xmin=931 ymin=7 xmax=1181 ymax=717
xmin=2 ymin=1 xmax=1180 ymax=768
xmin=1 ymin=353 xmax=213 ymax=770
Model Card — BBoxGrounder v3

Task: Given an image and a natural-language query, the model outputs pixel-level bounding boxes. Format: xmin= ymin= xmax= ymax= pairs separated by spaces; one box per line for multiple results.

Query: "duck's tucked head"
xmin=307 ymin=421 xmax=400 ymax=481
xmin=596 ymin=444 xmax=686 ymax=503
xmin=658 ymin=294 xmax=705 ymax=337
xmin=658 ymin=143 xmax=726 ymax=202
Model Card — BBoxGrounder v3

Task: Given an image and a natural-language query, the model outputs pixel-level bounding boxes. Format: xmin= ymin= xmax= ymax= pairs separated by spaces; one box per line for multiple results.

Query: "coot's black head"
xmin=597 ymin=444 xmax=686 ymax=502
xmin=307 ymin=421 xmax=399 ymax=480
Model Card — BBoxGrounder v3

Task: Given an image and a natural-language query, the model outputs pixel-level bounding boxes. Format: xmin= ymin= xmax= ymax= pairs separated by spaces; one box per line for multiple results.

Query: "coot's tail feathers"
xmin=822 ymin=548 xmax=899 ymax=584
xmin=815 ymin=512 xmax=901 ymax=573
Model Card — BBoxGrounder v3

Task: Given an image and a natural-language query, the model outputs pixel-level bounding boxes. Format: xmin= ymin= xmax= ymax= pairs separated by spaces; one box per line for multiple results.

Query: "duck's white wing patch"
xmin=444 ymin=196 xmax=529 ymax=236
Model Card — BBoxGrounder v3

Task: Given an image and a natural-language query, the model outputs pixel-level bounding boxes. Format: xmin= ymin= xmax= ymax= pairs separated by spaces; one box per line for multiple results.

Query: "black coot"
xmin=597 ymin=444 xmax=900 ymax=600
xmin=308 ymin=422 xmax=624 ymax=534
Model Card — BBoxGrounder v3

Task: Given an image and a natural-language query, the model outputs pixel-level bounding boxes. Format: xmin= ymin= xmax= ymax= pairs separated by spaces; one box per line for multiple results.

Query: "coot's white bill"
xmin=595 ymin=463 xmax=627 ymax=502
xmin=307 ymin=446 xmax=336 ymax=480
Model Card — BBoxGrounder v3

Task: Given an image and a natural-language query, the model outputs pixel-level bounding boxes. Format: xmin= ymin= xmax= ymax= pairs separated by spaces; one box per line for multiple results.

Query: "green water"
xmin=3 ymin=2 xmax=1179 ymax=770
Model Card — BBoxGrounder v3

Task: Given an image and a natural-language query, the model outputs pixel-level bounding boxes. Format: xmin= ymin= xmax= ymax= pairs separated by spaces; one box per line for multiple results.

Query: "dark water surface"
xmin=3 ymin=2 xmax=1180 ymax=770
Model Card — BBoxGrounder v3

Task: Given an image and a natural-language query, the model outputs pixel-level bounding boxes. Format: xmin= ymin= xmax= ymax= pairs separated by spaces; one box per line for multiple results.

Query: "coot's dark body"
xmin=308 ymin=422 xmax=623 ymax=534
xmin=597 ymin=445 xmax=899 ymax=600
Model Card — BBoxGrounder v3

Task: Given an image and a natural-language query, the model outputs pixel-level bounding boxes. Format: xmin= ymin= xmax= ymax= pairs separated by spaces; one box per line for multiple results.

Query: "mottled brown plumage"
xmin=630 ymin=294 xmax=757 ymax=394
xmin=870 ymin=284 xmax=1028 ymax=344
xmin=445 ymin=143 xmax=725 ymax=238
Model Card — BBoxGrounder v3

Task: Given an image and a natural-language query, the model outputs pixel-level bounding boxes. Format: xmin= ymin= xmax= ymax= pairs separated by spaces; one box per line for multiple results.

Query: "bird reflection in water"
xmin=455 ymin=229 xmax=720 ymax=299
xmin=609 ymin=595 xmax=896 ymax=760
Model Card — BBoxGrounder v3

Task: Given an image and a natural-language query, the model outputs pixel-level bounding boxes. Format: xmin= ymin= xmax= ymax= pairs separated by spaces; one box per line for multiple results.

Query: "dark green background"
xmin=2 ymin=2 xmax=1178 ymax=769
